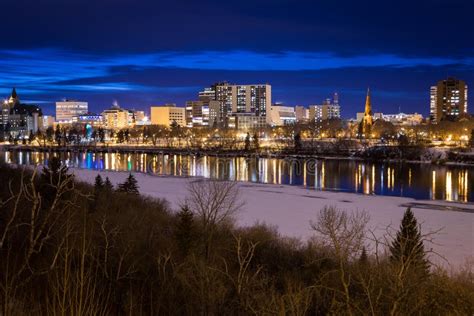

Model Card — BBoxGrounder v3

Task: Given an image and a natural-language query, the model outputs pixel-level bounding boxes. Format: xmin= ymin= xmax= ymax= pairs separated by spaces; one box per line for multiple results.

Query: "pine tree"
xmin=244 ymin=133 xmax=251 ymax=151
xmin=94 ymin=174 xmax=104 ymax=191
xmin=389 ymin=208 xmax=429 ymax=276
xmin=117 ymin=173 xmax=139 ymax=195
xmin=294 ymin=132 xmax=302 ymax=151
xmin=359 ymin=246 xmax=369 ymax=266
xmin=253 ymin=133 xmax=259 ymax=150
xmin=175 ymin=204 xmax=195 ymax=256
xmin=470 ymin=129 xmax=474 ymax=148
xmin=104 ymin=177 xmax=114 ymax=192
xmin=40 ymin=156 xmax=73 ymax=205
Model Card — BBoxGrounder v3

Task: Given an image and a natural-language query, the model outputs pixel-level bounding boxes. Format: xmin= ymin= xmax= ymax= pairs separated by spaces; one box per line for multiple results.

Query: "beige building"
xmin=268 ymin=105 xmax=296 ymax=126
xmin=309 ymin=104 xmax=341 ymax=121
xmin=150 ymin=105 xmax=186 ymax=127
xmin=102 ymin=105 xmax=129 ymax=129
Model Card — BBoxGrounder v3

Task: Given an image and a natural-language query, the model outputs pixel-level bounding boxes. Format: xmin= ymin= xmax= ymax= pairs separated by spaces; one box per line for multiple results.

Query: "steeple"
xmin=364 ymin=87 xmax=372 ymax=116
xmin=361 ymin=87 xmax=373 ymax=138
xmin=8 ymin=87 xmax=19 ymax=106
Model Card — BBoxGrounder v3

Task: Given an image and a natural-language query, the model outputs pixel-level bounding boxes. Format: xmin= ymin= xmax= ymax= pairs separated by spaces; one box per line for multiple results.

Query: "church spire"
xmin=364 ymin=87 xmax=372 ymax=116
xmin=11 ymin=87 xmax=17 ymax=99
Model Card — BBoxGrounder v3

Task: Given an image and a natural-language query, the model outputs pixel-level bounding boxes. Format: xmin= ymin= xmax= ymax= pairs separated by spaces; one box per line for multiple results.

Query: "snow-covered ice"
xmin=72 ymin=168 xmax=474 ymax=270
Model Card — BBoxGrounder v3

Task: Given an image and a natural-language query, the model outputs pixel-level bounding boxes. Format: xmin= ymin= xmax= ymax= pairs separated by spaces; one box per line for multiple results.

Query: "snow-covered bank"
xmin=72 ymin=168 xmax=474 ymax=270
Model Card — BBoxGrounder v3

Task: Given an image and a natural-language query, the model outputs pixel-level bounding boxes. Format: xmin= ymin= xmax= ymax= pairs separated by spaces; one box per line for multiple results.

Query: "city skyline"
xmin=1 ymin=0 xmax=474 ymax=116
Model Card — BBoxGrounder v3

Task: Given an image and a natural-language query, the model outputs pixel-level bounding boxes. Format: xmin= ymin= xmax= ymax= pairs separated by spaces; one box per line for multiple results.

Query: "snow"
xmin=72 ymin=168 xmax=474 ymax=271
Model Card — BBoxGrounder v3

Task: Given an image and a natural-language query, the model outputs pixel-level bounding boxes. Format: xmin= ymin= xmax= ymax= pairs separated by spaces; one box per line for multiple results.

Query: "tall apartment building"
xmin=102 ymin=104 xmax=129 ymax=129
xmin=430 ymin=77 xmax=468 ymax=122
xmin=150 ymin=105 xmax=186 ymax=127
xmin=204 ymin=82 xmax=272 ymax=126
xmin=55 ymin=100 xmax=88 ymax=123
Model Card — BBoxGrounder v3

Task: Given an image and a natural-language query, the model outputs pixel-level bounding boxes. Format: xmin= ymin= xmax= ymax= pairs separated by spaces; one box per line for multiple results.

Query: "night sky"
xmin=2 ymin=0 xmax=474 ymax=117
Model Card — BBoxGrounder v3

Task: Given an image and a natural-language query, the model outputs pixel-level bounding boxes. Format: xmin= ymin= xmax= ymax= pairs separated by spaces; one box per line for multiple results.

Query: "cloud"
xmin=0 ymin=48 xmax=472 ymax=95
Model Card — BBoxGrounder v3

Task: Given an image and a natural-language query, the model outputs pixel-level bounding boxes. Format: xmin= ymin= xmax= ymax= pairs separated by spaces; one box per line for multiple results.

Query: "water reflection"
xmin=1 ymin=150 xmax=473 ymax=202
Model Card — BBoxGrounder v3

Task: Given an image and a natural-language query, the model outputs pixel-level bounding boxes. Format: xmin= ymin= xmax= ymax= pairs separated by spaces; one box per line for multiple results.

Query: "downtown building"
xmin=187 ymin=82 xmax=272 ymax=130
xmin=150 ymin=104 xmax=186 ymax=127
xmin=309 ymin=93 xmax=341 ymax=122
xmin=430 ymin=77 xmax=468 ymax=123
xmin=55 ymin=100 xmax=88 ymax=123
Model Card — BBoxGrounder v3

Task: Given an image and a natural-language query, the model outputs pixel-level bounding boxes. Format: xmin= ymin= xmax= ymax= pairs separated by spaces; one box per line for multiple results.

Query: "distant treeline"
xmin=0 ymin=161 xmax=472 ymax=315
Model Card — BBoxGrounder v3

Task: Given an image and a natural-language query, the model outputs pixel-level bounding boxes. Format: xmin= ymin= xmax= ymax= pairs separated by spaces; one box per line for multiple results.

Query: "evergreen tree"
xmin=40 ymin=156 xmax=73 ymax=205
xmin=117 ymin=173 xmax=139 ymax=195
xmin=244 ymin=133 xmax=251 ymax=151
xmin=175 ymin=204 xmax=195 ymax=256
xmin=359 ymin=246 xmax=368 ymax=265
xmin=294 ymin=132 xmax=302 ymax=151
xmin=94 ymin=174 xmax=104 ymax=191
xmin=389 ymin=208 xmax=429 ymax=275
xmin=104 ymin=177 xmax=114 ymax=192
xmin=253 ymin=132 xmax=259 ymax=150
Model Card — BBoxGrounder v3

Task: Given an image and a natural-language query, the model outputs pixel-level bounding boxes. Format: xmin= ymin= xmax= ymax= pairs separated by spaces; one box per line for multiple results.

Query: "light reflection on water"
xmin=1 ymin=150 xmax=473 ymax=202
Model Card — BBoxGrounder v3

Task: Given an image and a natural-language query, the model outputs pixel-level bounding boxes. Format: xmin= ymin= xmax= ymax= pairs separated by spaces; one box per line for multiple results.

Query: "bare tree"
xmin=185 ymin=179 xmax=244 ymax=259
xmin=310 ymin=206 xmax=370 ymax=315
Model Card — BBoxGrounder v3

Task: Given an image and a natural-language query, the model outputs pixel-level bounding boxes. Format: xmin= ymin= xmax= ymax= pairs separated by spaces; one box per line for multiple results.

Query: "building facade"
xmin=268 ymin=105 xmax=296 ymax=126
xmin=430 ymin=77 xmax=468 ymax=122
xmin=56 ymin=100 xmax=88 ymax=123
xmin=102 ymin=105 xmax=129 ymax=129
xmin=150 ymin=105 xmax=186 ymax=127
xmin=204 ymin=82 xmax=272 ymax=126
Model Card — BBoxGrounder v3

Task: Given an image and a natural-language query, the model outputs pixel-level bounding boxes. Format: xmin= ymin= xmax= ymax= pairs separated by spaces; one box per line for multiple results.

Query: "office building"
xmin=268 ymin=105 xmax=296 ymax=126
xmin=56 ymin=100 xmax=88 ymax=123
xmin=150 ymin=105 xmax=186 ymax=127
xmin=229 ymin=113 xmax=268 ymax=130
xmin=185 ymin=100 xmax=221 ymax=128
xmin=308 ymin=93 xmax=341 ymax=122
xmin=295 ymin=106 xmax=309 ymax=122
xmin=430 ymin=77 xmax=468 ymax=122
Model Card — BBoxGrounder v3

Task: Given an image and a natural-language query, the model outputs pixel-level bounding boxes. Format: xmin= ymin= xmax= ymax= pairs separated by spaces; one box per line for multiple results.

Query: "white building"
xmin=229 ymin=113 xmax=268 ymax=130
xmin=382 ymin=113 xmax=423 ymax=126
xmin=56 ymin=100 xmax=88 ymax=123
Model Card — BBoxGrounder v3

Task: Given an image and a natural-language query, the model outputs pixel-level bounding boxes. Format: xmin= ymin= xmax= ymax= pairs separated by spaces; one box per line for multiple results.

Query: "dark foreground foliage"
xmin=0 ymin=164 xmax=472 ymax=315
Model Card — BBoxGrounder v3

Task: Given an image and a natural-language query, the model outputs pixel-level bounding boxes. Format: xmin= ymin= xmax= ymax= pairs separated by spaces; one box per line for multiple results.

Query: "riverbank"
xmin=71 ymin=167 xmax=474 ymax=270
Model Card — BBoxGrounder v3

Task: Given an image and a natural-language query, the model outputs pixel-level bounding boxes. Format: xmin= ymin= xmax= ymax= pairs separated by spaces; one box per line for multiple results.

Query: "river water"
xmin=1 ymin=150 xmax=473 ymax=202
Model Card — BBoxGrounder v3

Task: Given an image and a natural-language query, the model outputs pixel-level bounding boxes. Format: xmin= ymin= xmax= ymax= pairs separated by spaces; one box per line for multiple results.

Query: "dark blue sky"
xmin=2 ymin=0 xmax=474 ymax=117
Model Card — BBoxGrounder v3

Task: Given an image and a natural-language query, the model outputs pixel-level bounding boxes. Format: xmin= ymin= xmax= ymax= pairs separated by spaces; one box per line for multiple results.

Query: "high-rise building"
xmin=308 ymin=93 xmax=341 ymax=121
xmin=205 ymin=82 xmax=272 ymax=126
xmin=430 ymin=77 xmax=468 ymax=122
xmin=150 ymin=105 xmax=186 ymax=127
xmin=56 ymin=100 xmax=88 ymax=123
xmin=102 ymin=104 xmax=130 ymax=129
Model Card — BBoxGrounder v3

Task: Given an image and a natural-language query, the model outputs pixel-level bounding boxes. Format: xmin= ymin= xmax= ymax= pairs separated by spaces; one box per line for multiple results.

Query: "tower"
xmin=362 ymin=88 xmax=373 ymax=137
xmin=8 ymin=88 xmax=19 ymax=107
